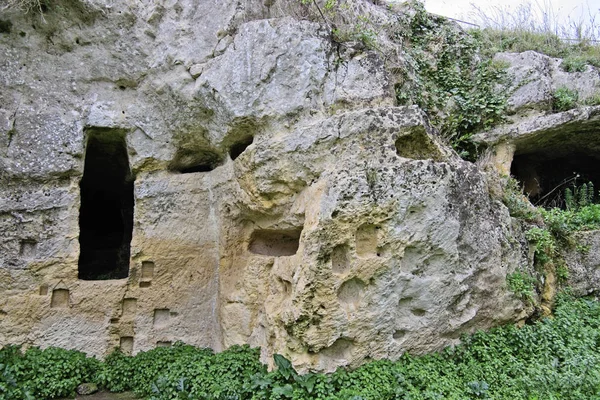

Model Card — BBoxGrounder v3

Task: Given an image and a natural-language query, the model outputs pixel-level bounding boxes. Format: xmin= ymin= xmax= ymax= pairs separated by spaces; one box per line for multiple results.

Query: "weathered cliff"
xmin=0 ymin=0 xmax=558 ymax=372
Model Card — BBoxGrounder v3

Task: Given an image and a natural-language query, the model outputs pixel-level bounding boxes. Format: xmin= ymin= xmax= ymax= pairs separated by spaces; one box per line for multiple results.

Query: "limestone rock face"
xmin=563 ymin=231 xmax=600 ymax=297
xmin=473 ymin=52 xmax=600 ymax=211
xmin=495 ymin=51 xmax=600 ymax=115
xmin=473 ymin=52 xmax=600 ymax=306
xmin=0 ymin=0 xmax=528 ymax=371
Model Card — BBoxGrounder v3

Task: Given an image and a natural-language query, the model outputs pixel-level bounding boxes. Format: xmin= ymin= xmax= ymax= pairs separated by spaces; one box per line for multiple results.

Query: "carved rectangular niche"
xmin=120 ymin=336 xmax=134 ymax=355
xmin=50 ymin=289 xmax=69 ymax=308
xmin=141 ymin=261 xmax=154 ymax=280
xmin=153 ymin=309 xmax=170 ymax=328
xmin=248 ymin=229 xmax=302 ymax=257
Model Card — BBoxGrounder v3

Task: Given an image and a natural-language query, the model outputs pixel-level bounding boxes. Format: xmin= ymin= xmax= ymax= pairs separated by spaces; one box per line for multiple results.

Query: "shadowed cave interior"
xmin=78 ymin=128 xmax=134 ymax=280
xmin=510 ymin=127 xmax=600 ymax=208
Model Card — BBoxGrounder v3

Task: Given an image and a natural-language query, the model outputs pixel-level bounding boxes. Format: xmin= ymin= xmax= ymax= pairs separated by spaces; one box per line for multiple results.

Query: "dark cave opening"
xmin=178 ymin=164 xmax=215 ymax=173
xmin=78 ymin=128 xmax=134 ymax=280
xmin=510 ymin=130 xmax=600 ymax=208
xmin=229 ymin=136 xmax=254 ymax=160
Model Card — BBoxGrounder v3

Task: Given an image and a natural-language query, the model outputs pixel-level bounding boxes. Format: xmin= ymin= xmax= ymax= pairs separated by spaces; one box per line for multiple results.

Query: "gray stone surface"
xmin=496 ymin=51 xmax=600 ymax=115
xmin=472 ymin=105 xmax=600 ymax=146
xmin=0 ymin=0 xmax=535 ymax=372
xmin=77 ymin=383 xmax=99 ymax=395
xmin=564 ymin=231 xmax=600 ymax=296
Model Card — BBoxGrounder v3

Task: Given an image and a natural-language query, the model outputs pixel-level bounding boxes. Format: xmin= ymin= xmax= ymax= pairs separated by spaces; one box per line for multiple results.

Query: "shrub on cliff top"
xmin=468 ymin=1 xmax=600 ymax=67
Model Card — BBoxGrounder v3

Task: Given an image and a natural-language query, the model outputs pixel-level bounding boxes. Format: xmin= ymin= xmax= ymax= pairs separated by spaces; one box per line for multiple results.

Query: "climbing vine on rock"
xmin=394 ymin=1 xmax=508 ymax=160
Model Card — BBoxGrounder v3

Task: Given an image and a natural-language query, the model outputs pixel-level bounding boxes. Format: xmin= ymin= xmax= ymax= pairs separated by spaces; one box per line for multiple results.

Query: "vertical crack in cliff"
xmin=78 ymin=128 xmax=134 ymax=280
xmin=6 ymin=107 xmax=18 ymax=148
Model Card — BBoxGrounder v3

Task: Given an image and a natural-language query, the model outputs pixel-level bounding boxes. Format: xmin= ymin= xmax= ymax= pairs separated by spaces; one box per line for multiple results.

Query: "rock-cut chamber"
xmin=78 ymin=128 xmax=134 ymax=280
xmin=510 ymin=127 xmax=600 ymax=207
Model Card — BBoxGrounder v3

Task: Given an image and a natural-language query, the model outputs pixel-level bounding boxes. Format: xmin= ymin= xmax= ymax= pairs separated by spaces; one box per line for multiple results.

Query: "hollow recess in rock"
xmin=411 ymin=308 xmax=427 ymax=317
xmin=229 ymin=135 xmax=254 ymax=160
xmin=248 ymin=229 xmax=302 ymax=256
xmin=122 ymin=298 xmax=137 ymax=317
xmin=78 ymin=128 xmax=134 ymax=280
xmin=393 ymin=330 xmax=406 ymax=340
xmin=510 ymin=128 xmax=600 ymax=207
xmin=169 ymin=148 xmax=223 ymax=173
xmin=321 ymin=338 xmax=355 ymax=361
xmin=19 ymin=240 xmax=36 ymax=258
xmin=395 ymin=127 xmax=443 ymax=161
xmin=278 ymin=278 xmax=292 ymax=295
xmin=153 ymin=309 xmax=170 ymax=328
xmin=331 ymin=245 xmax=350 ymax=273
xmin=120 ymin=336 xmax=133 ymax=355
xmin=338 ymin=278 xmax=366 ymax=309
xmin=141 ymin=261 xmax=154 ymax=280
xmin=355 ymin=224 xmax=378 ymax=257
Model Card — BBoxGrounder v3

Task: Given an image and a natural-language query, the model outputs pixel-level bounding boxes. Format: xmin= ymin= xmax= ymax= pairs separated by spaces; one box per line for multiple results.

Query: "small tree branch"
xmin=311 ymin=0 xmax=331 ymax=29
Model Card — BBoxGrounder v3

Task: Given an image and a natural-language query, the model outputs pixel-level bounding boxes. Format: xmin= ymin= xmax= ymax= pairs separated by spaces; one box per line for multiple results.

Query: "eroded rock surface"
xmin=1 ymin=0 xmax=529 ymax=371
xmin=474 ymin=50 xmax=600 ymax=207
xmin=495 ymin=51 xmax=600 ymax=115
xmin=563 ymin=231 xmax=600 ymax=297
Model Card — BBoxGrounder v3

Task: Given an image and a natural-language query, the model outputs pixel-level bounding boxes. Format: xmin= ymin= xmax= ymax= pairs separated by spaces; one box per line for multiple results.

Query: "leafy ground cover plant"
xmin=97 ymin=343 xmax=266 ymax=400
xmin=125 ymin=295 xmax=600 ymax=399
xmin=502 ymin=176 xmax=541 ymax=222
xmin=507 ymin=271 xmax=536 ymax=304
xmin=4 ymin=295 xmax=600 ymax=399
xmin=540 ymin=182 xmax=600 ymax=238
xmin=0 ymin=345 xmax=100 ymax=399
